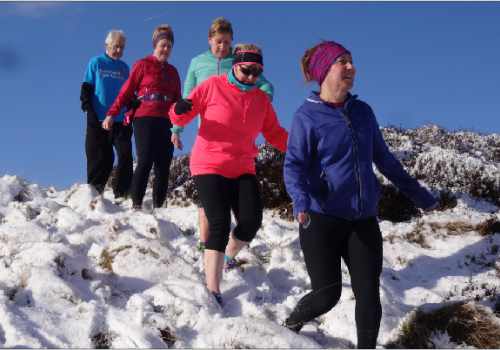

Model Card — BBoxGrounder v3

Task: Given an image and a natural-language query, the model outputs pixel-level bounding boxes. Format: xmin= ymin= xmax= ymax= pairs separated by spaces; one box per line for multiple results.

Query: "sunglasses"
xmin=239 ymin=65 xmax=263 ymax=77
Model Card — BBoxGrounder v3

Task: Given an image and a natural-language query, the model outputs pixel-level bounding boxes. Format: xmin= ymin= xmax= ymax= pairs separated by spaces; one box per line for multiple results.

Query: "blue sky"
xmin=1 ymin=1 xmax=499 ymax=189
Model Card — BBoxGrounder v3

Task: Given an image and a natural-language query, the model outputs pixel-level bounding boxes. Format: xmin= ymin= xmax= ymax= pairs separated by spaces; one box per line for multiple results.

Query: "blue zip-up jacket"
xmin=83 ymin=53 xmax=129 ymax=122
xmin=284 ymin=92 xmax=437 ymax=220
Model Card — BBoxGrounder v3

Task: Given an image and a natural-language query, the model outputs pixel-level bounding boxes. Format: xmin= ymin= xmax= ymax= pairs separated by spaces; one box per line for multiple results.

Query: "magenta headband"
xmin=153 ymin=32 xmax=173 ymax=48
xmin=308 ymin=41 xmax=350 ymax=85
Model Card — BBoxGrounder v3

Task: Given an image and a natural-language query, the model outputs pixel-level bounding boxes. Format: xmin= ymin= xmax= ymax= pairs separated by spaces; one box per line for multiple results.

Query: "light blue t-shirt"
xmin=83 ymin=54 xmax=129 ymax=122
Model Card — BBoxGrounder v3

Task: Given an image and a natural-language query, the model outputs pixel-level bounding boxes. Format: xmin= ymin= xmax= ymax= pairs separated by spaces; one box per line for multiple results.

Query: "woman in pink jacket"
xmin=169 ymin=44 xmax=288 ymax=306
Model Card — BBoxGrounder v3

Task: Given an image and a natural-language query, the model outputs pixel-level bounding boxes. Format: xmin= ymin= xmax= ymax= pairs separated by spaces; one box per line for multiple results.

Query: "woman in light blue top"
xmin=172 ymin=17 xmax=274 ymax=265
xmin=80 ymin=30 xmax=133 ymax=199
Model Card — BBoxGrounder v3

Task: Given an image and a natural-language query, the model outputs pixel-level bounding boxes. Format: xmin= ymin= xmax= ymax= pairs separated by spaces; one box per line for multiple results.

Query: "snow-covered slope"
xmin=0 ymin=125 xmax=499 ymax=348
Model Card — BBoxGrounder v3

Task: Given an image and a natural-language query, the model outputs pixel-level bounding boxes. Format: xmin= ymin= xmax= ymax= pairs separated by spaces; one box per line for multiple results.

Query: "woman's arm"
xmin=182 ymin=58 xmax=197 ymax=99
xmin=261 ymin=101 xmax=288 ymax=152
xmin=284 ymin=111 xmax=315 ymax=217
xmin=256 ymin=74 xmax=274 ymax=102
xmin=371 ymin=107 xmax=437 ymax=209
xmin=106 ymin=60 xmax=143 ymax=117
xmin=169 ymin=81 xmax=206 ymax=127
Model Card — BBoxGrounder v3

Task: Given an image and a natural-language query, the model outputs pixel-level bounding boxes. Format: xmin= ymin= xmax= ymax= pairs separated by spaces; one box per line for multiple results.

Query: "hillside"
xmin=0 ymin=125 xmax=499 ymax=348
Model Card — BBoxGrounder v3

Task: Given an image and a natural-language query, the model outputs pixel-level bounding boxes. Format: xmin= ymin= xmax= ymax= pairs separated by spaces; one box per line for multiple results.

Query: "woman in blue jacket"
xmin=283 ymin=40 xmax=438 ymax=348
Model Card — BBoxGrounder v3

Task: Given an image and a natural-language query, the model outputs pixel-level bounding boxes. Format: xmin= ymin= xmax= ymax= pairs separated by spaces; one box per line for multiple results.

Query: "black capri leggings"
xmin=194 ymin=174 xmax=263 ymax=253
xmin=287 ymin=212 xmax=383 ymax=348
xmin=131 ymin=117 xmax=174 ymax=208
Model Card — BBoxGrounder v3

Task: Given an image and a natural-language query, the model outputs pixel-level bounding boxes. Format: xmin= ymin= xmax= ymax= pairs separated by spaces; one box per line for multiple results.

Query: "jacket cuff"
xmin=171 ymin=125 xmax=184 ymax=135
xmin=415 ymin=189 xmax=438 ymax=210
xmin=292 ymin=197 xmax=310 ymax=217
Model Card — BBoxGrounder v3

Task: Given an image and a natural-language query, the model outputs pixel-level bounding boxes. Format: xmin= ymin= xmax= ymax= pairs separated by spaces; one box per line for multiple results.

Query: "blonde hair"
xmin=233 ymin=43 xmax=262 ymax=55
xmin=208 ymin=17 xmax=233 ymax=39
xmin=152 ymin=24 xmax=174 ymax=46
xmin=104 ymin=30 xmax=126 ymax=46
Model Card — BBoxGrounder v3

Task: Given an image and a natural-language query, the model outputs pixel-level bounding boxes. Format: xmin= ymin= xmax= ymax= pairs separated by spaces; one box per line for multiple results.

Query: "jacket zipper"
xmin=217 ymin=58 xmax=221 ymax=75
xmin=340 ymin=100 xmax=363 ymax=217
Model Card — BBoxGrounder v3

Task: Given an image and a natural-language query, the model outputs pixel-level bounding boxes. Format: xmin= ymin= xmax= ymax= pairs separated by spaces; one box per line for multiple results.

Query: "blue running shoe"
xmin=211 ymin=291 xmax=224 ymax=307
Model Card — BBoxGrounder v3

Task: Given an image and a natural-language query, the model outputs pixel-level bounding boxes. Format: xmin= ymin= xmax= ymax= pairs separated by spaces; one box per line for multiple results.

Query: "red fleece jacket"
xmin=169 ymin=75 xmax=288 ymax=178
xmin=107 ymin=55 xmax=181 ymax=119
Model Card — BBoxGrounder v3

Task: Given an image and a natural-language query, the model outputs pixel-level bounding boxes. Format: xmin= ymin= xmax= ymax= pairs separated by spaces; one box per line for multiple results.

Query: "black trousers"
xmin=287 ymin=212 xmax=383 ymax=349
xmin=85 ymin=123 xmax=133 ymax=196
xmin=131 ymin=117 xmax=174 ymax=208
xmin=194 ymin=174 xmax=263 ymax=252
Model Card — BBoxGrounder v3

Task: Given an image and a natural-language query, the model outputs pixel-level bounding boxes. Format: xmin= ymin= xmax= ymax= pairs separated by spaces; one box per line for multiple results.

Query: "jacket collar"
xmin=204 ymin=50 xmax=234 ymax=62
xmin=306 ymin=91 xmax=358 ymax=109
xmin=146 ymin=55 xmax=169 ymax=66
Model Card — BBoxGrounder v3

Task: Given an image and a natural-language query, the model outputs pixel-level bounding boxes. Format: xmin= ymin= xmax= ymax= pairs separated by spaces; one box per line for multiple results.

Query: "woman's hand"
xmin=102 ymin=116 xmax=114 ymax=131
xmin=171 ymin=133 xmax=183 ymax=150
xmin=297 ymin=212 xmax=311 ymax=228
xmin=174 ymin=98 xmax=193 ymax=115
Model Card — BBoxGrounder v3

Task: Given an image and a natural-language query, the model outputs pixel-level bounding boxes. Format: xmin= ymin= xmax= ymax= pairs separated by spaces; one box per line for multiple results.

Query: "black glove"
xmin=174 ymin=98 xmax=193 ymax=115
xmin=80 ymin=82 xmax=94 ymax=112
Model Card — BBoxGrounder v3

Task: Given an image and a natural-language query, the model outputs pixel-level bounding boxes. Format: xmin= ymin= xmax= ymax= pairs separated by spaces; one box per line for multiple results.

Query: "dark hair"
xmin=300 ymin=41 xmax=327 ymax=82
xmin=152 ymin=24 xmax=174 ymax=47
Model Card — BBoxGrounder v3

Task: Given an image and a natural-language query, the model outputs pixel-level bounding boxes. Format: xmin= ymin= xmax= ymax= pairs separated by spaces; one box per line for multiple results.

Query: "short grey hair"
xmin=105 ymin=30 xmax=126 ymax=46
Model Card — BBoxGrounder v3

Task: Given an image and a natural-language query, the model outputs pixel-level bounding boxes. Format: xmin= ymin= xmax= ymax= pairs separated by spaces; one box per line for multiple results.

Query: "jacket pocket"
xmin=318 ymin=164 xmax=339 ymax=207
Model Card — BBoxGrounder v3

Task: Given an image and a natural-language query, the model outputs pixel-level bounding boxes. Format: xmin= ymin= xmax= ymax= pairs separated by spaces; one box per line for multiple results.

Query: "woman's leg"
xmin=285 ymin=213 xmax=350 ymax=330
xmin=345 ymin=217 xmax=383 ymax=349
xmin=130 ymin=118 xmax=154 ymax=207
xmin=203 ymin=249 xmax=225 ymax=293
xmin=85 ymin=124 xmax=114 ymax=194
xmin=225 ymin=174 xmax=263 ymax=259
xmin=193 ymin=175 xmax=232 ymax=295
xmin=152 ymin=118 xmax=174 ymax=208
xmin=198 ymin=206 xmax=210 ymax=245
xmin=111 ymin=123 xmax=133 ymax=198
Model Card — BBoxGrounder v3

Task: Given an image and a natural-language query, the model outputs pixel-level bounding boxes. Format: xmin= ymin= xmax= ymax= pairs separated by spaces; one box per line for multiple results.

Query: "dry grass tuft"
xmin=404 ymin=221 xmax=430 ymax=248
xmin=386 ymin=301 xmax=500 ymax=349
xmin=99 ymin=249 xmax=114 ymax=272
xmin=427 ymin=217 xmax=500 ymax=237
xmin=477 ymin=218 xmax=500 ymax=236
xmin=158 ymin=327 xmax=176 ymax=347
xmin=98 ymin=245 xmax=131 ymax=272
xmin=91 ymin=331 xmax=113 ymax=349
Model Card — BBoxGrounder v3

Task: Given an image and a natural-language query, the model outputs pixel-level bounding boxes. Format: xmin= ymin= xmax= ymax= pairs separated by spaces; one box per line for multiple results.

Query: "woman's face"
xmin=208 ymin=32 xmax=232 ymax=59
xmin=153 ymin=38 xmax=173 ymax=62
xmin=322 ymin=53 xmax=356 ymax=92
xmin=106 ymin=38 xmax=125 ymax=60
xmin=233 ymin=64 xmax=262 ymax=85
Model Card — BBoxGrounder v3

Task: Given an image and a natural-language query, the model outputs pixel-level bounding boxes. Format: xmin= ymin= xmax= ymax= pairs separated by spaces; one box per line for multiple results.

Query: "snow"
xmin=0 ymin=170 xmax=498 ymax=348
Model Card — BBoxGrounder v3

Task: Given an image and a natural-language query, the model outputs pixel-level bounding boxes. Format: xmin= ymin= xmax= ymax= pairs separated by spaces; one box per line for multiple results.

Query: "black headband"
xmin=232 ymin=51 xmax=263 ymax=66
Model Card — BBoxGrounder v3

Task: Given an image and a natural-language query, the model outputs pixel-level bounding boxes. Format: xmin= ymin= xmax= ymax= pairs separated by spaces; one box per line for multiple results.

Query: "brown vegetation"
xmin=387 ymin=301 xmax=500 ymax=348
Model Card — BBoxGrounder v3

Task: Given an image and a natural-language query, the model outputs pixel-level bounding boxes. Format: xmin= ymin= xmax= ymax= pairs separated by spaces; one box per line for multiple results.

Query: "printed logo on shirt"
xmin=98 ymin=68 xmax=126 ymax=80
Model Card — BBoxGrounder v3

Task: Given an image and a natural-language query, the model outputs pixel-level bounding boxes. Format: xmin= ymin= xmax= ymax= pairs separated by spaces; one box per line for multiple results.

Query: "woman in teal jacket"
xmin=172 ymin=17 xmax=274 ymax=263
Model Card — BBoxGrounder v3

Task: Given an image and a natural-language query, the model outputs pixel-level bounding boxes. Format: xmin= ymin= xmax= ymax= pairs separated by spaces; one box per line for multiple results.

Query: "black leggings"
xmin=131 ymin=117 xmax=174 ymax=208
xmin=287 ymin=212 xmax=383 ymax=348
xmin=85 ymin=123 xmax=133 ymax=196
xmin=194 ymin=174 xmax=263 ymax=253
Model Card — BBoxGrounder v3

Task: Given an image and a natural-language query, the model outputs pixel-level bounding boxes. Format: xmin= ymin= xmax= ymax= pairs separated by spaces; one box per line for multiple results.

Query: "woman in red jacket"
xmin=169 ymin=44 xmax=288 ymax=306
xmin=103 ymin=25 xmax=181 ymax=210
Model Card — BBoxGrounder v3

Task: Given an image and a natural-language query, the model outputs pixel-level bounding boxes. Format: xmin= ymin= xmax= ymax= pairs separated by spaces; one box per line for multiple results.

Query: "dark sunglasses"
xmin=239 ymin=65 xmax=263 ymax=77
